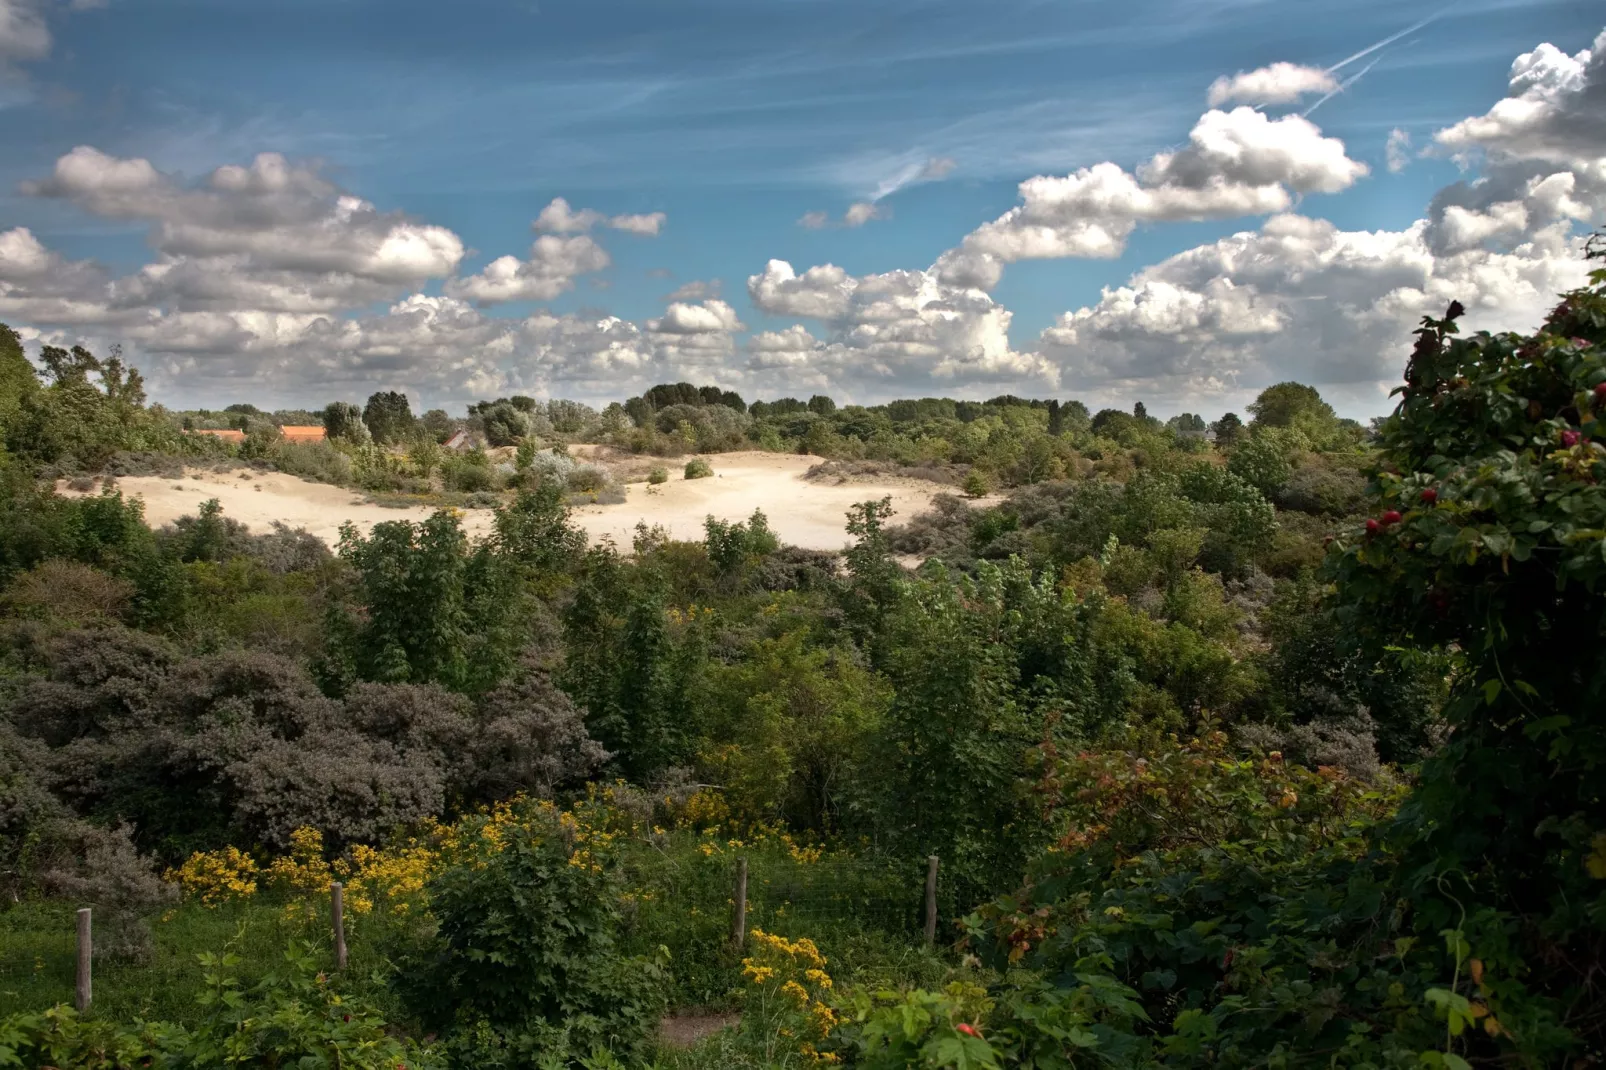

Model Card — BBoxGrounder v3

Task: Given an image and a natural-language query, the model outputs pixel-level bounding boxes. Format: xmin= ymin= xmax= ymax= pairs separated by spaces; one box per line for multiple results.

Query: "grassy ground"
xmin=0 ymin=898 xmax=415 ymax=1024
xmin=2 ymin=834 xmax=947 ymax=1029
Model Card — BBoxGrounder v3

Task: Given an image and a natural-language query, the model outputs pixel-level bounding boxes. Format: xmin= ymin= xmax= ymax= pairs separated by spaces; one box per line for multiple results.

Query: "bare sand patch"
xmin=58 ymin=452 xmax=965 ymax=552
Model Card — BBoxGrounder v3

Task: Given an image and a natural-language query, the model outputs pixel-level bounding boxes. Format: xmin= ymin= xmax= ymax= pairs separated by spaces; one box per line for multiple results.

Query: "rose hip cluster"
xmin=1366 ymin=485 xmax=1442 ymax=536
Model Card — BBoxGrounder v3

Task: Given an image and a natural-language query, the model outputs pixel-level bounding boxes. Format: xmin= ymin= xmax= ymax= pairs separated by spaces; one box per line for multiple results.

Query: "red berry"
xmin=1381 ymin=510 xmax=1402 ymax=525
xmin=1594 ymin=383 xmax=1606 ymax=402
xmin=1562 ymin=430 xmax=1581 ymax=447
xmin=1366 ymin=519 xmax=1381 ymax=535
xmin=1420 ymin=488 xmax=1437 ymax=504
xmin=957 ymin=1023 xmax=980 ymax=1038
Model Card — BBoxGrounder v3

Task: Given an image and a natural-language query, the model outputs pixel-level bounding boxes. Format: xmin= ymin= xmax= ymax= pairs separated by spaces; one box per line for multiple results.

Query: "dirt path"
xmin=59 ymin=452 xmax=963 ymax=552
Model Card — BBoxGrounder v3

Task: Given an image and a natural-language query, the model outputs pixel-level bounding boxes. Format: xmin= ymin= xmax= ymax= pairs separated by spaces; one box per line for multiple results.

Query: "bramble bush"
xmin=1326 ymin=245 xmax=1606 ymax=1063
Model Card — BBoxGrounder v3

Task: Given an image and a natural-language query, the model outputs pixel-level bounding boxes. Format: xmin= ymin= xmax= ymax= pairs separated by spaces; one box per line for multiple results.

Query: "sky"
xmin=0 ymin=0 xmax=1602 ymax=419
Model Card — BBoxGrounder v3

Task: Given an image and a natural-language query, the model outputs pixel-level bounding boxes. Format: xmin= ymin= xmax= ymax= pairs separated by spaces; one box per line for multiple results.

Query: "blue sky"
xmin=1 ymin=0 xmax=1603 ymax=417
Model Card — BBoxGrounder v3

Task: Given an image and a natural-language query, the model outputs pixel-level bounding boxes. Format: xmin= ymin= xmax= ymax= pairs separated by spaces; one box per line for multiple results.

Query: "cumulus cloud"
xmin=1034 ymin=213 xmax=1588 ymax=409
xmin=444 ymin=234 xmax=610 ymax=305
xmin=1433 ymin=29 xmax=1606 ymax=168
xmin=797 ymin=210 xmax=830 ymax=230
xmin=640 ymin=299 xmax=745 ymax=369
xmin=647 ymin=299 xmax=744 ymax=335
xmin=534 ymin=197 xmax=603 ymax=234
xmin=938 ymin=106 xmax=1368 ymax=289
xmin=1003 ymin=27 xmax=1605 ymax=412
xmin=25 ymin=147 xmax=467 ymax=290
xmin=747 ymin=259 xmax=1054 ymax=394
xmin=1422 ymin=30 xmax=1605 ymax=256
xmin=609 ymin=211 xmax=667 ymax=236
xmin=1207 ymin=62 xmax=1339 ymax=107
xmin=534 ymin=196 xmax=666 ymax=236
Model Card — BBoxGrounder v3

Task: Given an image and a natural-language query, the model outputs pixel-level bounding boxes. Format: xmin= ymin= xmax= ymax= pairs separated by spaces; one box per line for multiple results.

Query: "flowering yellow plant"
xmin=165 ymin=846 xmax=258 ymax=906
xmin=741 ymin=928 xmax=839 ymax=1065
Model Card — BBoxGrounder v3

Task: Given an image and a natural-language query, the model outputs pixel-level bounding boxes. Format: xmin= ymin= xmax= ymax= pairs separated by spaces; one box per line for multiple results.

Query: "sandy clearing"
xmin=58 ymin=452 xmax=966 ymax=552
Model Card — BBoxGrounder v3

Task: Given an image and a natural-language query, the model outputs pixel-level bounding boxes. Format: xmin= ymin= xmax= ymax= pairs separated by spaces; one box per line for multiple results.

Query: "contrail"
xmin=1303 ymin=56 xmax=1382 ymax=116
xmin=1325 ymin=7 xmax=1448 ymax=75
xmin=1299 ymin=6 xmax=1448 ymax=117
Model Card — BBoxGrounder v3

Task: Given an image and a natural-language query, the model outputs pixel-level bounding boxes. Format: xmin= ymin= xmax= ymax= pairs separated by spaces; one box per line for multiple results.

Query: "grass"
xmin=0 ymin=898 xmax=413 ymax=1024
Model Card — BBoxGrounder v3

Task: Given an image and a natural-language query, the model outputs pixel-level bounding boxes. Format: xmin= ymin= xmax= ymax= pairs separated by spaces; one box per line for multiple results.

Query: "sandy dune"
xmin=60 ymin=452 xmax=962 ymax=552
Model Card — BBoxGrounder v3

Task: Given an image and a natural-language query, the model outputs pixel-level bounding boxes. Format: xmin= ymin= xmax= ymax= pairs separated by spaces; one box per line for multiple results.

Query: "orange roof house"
xmin=192 ymin=428 xmax=246 ymax=443
xmin=280 ymin=425 xmax=327 ymax=443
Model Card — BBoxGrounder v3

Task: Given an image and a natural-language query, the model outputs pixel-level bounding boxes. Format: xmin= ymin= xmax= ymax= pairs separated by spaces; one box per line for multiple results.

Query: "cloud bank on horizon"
xmin=0 ymin=0 xmax=1602 ymax=419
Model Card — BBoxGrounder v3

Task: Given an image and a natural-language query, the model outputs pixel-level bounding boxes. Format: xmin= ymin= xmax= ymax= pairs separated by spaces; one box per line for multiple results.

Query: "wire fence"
xmin=618 ymin=843 xmax=939 ymax=951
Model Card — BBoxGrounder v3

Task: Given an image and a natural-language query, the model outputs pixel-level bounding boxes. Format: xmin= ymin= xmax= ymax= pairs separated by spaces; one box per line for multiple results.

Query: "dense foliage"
xmin=1 ymin=242 xmax=1603 ymax=1067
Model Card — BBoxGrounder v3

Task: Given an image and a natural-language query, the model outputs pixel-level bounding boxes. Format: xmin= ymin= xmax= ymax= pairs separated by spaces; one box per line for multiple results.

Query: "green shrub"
xmin=403 ymin=800 xmax=667 ymax=1063
xmin=441 ymin=455 xmax=497 ymax=493
xmin=647 ymin=466 xmax=668 ymax=485
xmin=684 ymin=457 xmax=713 ymax=479
xmin=268 ymin=440 xmax=355 ymax=485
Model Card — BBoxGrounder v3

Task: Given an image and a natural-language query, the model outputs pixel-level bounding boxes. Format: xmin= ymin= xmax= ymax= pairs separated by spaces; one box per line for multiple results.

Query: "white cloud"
xmin=642 ymin=299 xmax=746 ymax=370
xmin=1386 ymin=128 xmax=1412 ymax=173
xmin=609 ymin=211 xmax=666 ymax=236
xmin=939 ymin=106 xmax=1368 ymax=290
xmin=1422 ymin=30 xmax=1605 ymax=255
xmin=843 ymin=202 xmax=885 ymax=227
xmin=1206 ymin=62 xmax=1339 ymax=107
xmin=646 ymin=299 xmax=744 ymax=335
xmin=747 ymin=324 xmax=824 ymax=370
xmin=0 ymin=227 xmax=62 ymax=279
xmin=444 ymin=234 xmax=610 ymax=305
xmin=664 ymin=279 xmax=720 ymax=302
xmin=747 ymin=259 xmax=1054 ymax=395
xmin=870 ymin=154 xmax=958 ymax=200
xmin=1433 ymin=29 xmax=1605 ymax=168
xmin=1035 ymin=213 xmax=1589 ymax=408
xmin=798 ymin=202 xmax=888 ymax=229
xmin=25 ymin=147 xmax=467 ymax=289
xmin=0 ymin=0 xmax=49 ymax=65
xmin=534 ymin=197 xmax=604 ymax=234
xmin=535 ymin=196 xmax=666 ymax=236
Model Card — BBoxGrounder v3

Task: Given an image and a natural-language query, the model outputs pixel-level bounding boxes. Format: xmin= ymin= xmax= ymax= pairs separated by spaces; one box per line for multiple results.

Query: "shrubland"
xmin=0 ymin=242 xmax=1602 ymax=1067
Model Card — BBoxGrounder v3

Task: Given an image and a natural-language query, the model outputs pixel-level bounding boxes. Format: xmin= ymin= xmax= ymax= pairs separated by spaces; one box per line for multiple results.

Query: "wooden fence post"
xmin=75 ymin=908 xmax=91 ymax=1013
xmin=330 ymin=882 xmax=348 ymax=970
xmin=731 ymin=857 xmax=748 ymax=949
xmin=924 ymin=855 xmax=939 ymax=948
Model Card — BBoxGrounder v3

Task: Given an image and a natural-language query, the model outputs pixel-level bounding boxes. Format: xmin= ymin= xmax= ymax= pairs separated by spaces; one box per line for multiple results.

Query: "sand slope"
xmin=61 ymin=452 xmax=960 ymax=552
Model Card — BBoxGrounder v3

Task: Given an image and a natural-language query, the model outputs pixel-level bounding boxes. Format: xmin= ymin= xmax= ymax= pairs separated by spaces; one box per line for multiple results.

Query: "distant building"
xmin=280 ymin=425 xmax=327 ymax=443
xmin=443 ymin=430 xmax=474 ymax=451
xmin=192 ymin=428 xmax=246 ymax=444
